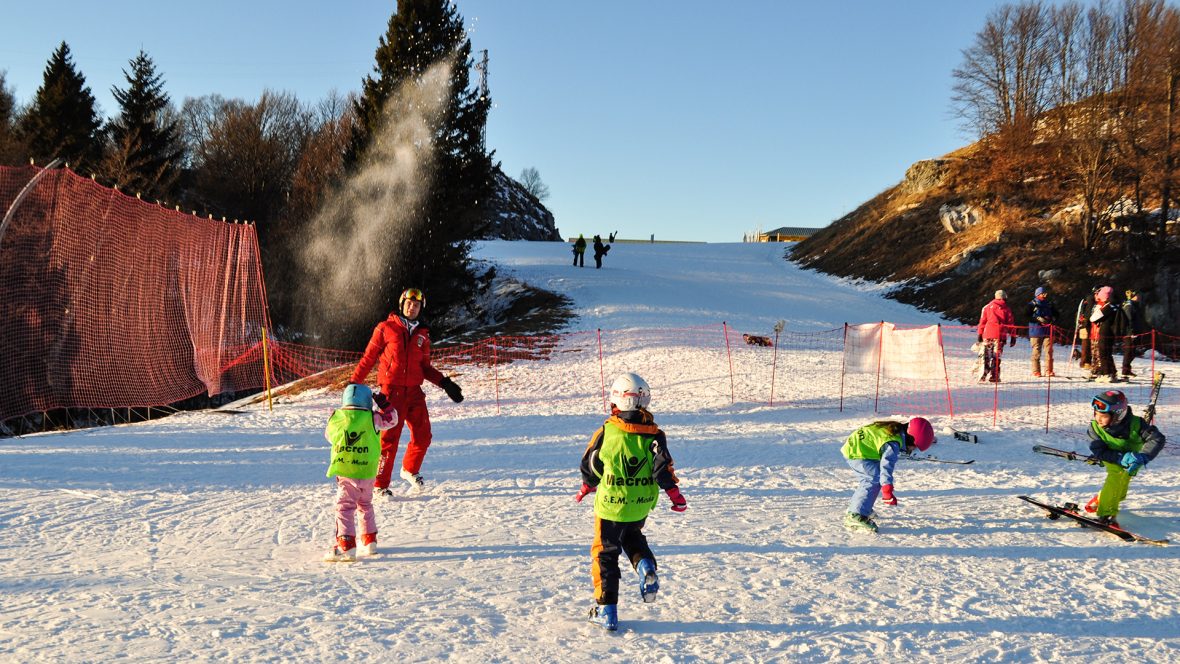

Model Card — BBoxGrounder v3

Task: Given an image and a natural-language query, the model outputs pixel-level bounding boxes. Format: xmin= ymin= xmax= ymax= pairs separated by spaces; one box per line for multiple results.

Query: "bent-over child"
xmin=841 ymin=418 xmax=934 ymax=532
xmin=1084 ymin=390 xmax=1166 ymax=527
xmin=576 ymin=372 xmax=687 ymax=631
xmin=323 ymin=383 xmax=396 ymax=562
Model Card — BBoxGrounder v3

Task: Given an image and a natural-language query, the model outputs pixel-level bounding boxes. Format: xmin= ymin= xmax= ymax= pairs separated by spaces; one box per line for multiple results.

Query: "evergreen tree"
xmin=101 ymin=50 xmax=184 ymax=201
xmin=348 ymin=0 xmax=494 ymax=341
xmin=0 ymin=71 xmax=28 ymax=166
xmin=18 ymin=42 xmax=103 ymax=170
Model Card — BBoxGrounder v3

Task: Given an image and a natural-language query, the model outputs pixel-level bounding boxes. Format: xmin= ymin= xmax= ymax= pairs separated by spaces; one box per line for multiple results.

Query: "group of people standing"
xmin=571 ymin=232 xmax=615 ymax=268
xmin=976 ymin=285 xmax=1149 ymax=383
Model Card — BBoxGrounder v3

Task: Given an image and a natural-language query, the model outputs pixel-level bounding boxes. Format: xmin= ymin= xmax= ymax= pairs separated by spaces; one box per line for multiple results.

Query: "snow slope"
xmin=2 ymin=241 xmax=1178 ymax=663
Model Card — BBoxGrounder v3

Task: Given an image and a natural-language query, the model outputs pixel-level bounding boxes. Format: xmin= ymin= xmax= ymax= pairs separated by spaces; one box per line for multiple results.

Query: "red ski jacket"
xmin=349 ymin=314 xmax=445 ymax=390
xmin=976 ymin=298 xmax=1015 ymax=341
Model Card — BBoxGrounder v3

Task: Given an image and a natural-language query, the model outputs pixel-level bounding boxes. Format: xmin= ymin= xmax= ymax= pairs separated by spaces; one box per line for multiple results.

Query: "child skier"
xmin=323 ymin=383 xmax=397 ymax=562
xmin=1083 ymin=390 xmax=1166 ymax=526
xmin=576 ymin=372 xmax=687 ymax=632
xmin=841 ymin=418 xmax=935 ymax=532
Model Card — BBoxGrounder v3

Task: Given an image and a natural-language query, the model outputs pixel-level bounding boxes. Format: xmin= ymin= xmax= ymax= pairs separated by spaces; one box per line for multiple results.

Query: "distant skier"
xmin=977 ymin=289 xmax=1015 ymax=382
xmin=592 ymin=234 xmax=610 ymax=269
xmin=840 ymin=418 xmax=935 ymax=533
xmin=1026 ymin=286 xmax=1058 ymax=377
xmin=1121 ymin=290 xmax=1147 ymax=378
xmin=572 ymin=234 xmax=586 ymax=267
xmin=349 ymin=288 xmax=464 ymax=496
xmin=1083 ymin=390 xmax=1166 ymax=527
xmin=322 ymin=383 xmax=397 ymax=562
xmin=576 ymin=372 xmax=687 ymax=631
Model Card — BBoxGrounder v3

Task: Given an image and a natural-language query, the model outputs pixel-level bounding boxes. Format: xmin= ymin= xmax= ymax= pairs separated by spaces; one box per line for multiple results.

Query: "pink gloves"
xmin=574 ymin=484 xmax=596 ymax=502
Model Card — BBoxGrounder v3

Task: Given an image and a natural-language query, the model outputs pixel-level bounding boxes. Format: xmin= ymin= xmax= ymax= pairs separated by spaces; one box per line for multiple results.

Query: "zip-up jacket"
xmin=977 ymin=298 xmax=1015 ymax=341
xmin=1087 ymin=407 xmax=1166 ymax=464
xmin=350 ymin=313 xmax=445 ymax=389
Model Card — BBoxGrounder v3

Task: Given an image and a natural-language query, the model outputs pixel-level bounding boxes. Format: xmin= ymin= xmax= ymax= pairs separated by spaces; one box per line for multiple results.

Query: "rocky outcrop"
xmin=904 ymin=159 xmax=954 ymax=193
xmin=939 ymin=203 xmax=983 ymax=234
xmin=479 ymin=166 xmax=562 ymax=241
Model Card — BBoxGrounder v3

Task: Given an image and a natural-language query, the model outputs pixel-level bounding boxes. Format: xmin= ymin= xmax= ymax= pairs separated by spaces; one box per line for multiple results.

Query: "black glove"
xmin=977 ymin=334 xmax=984 ymax=343
xmin=372 ymin=391 xmax=390 ymax=411
xmin=439 ymin=377 xmax=464 ymax=403
xmin=1009 ymin=337 xmax=1017 ymax=347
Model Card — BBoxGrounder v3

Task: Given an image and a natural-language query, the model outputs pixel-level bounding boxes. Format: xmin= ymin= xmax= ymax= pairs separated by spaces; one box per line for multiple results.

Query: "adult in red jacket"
xmin=976 ymin=289 xmax=1016 ymax=383
xmin=349 ymin=288 xmax=464 ymax=495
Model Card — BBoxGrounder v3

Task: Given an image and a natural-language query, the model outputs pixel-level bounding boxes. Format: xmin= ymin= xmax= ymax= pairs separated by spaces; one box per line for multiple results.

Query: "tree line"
xmin=952 ymin=0 xmax=1180 ymax=253
xmin=0 ymin=0 xmax=507 ymax=349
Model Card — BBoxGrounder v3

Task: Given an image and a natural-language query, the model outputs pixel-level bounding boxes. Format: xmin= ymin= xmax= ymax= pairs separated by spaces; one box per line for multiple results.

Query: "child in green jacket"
xmin=323 ymin=383 xmax=396 ymax=562
xmin=576 ymin=372 xmax=686 ymax=631
xmin=841 ymin=418 xmax=934 ymax=532
xmin=1084 ymin=390 xmax=1166 ymax=526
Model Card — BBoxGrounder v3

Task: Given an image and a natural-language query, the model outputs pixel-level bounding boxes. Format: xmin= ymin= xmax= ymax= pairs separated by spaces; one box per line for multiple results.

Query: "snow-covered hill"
xmin=2 ymin=241 xmax=1178 ymax=663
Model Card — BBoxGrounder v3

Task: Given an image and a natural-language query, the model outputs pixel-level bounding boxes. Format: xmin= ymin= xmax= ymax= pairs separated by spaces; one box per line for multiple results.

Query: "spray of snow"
xmin=299 ymin=57 xmax=454 ymax=331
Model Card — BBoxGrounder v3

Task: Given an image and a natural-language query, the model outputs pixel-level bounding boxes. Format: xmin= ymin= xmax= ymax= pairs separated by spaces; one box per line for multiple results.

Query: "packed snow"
xmin=2 ymin=240 xmax=1178 ymax=663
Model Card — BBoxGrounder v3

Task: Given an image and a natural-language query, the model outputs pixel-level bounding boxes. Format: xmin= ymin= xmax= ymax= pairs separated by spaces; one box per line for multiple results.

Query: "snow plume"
xmin=299 ymin=57 xmax=454 ymax=336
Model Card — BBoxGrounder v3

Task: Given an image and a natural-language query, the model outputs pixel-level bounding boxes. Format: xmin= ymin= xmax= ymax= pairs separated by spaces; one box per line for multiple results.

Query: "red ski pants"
xmin=374 ymin=385 xmax=433 ymax=488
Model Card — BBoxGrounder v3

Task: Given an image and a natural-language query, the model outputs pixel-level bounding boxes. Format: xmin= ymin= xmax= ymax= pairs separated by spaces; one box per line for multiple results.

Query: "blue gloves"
xmin=1120 ymin=452 xmax=1149 ymax=476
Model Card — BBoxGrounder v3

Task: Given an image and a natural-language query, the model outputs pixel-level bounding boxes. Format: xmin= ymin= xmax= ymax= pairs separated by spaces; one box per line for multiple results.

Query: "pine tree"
xmin=0 ymin=71 xmax=27 ymax=165
xmin=348 ymin=0 xmax=494 ymax=341
xmin=18 ymin=42 xmax=103 ymax=170
xmin=102 ymin=50 xmax=184 ymax=201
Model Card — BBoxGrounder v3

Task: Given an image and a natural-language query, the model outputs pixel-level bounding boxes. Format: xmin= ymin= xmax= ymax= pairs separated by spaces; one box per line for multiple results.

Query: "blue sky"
xmin=1 ymin=1 xmax=1009 ymax=242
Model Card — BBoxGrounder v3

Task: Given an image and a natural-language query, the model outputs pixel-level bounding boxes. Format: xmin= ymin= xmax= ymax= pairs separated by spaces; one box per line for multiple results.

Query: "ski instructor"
xmin=349 ymin=287 xmax=464 ymax=496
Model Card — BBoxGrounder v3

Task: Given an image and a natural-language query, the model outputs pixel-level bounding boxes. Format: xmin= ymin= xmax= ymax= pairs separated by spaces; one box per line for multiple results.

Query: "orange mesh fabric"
xmin=0 ymin=165 xmax=271 ymax=420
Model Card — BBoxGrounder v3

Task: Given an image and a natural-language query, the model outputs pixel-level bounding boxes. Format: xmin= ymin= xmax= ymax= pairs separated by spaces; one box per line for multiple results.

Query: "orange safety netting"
xmin=0 ymin=165 xmax=270 ymax=421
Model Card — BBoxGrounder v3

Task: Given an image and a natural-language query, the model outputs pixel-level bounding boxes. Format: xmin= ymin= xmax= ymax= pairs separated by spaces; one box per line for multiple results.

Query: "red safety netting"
xmin=0 ymin=165 xmax=271 ymax=421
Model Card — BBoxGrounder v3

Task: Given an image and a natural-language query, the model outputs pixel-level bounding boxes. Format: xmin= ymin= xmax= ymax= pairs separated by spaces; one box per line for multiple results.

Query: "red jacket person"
xmin=349 ymin=288 xmax=464 ymax=495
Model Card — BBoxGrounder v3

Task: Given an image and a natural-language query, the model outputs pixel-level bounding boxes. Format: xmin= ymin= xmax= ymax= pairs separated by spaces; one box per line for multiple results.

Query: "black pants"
xmin=591 ymin=516 xmax=654 ymax=605
xmin=573 ymin=251 xmax=584 ymax=266
xmin=1093 ymin=336 xmax=1116 ymax=377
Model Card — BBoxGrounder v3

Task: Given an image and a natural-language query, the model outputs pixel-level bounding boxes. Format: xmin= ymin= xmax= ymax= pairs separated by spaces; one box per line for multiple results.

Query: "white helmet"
xmin=609 ymin=372 xmax=651 ymax=411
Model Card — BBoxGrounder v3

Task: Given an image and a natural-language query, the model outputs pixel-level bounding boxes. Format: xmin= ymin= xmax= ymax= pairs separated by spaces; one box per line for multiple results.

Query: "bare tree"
xmin=1068 ymin=4 xmax=1123 ymax=251
xmin=953 ymin=1 xmax=1053 ymax=139
xmin=519 ymin=166 xmax=550 ymax=201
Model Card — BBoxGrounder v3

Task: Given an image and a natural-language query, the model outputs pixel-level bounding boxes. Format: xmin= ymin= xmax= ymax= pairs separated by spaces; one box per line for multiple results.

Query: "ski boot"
xmin=1096 ymin=515 xmax=1121 ymax=529
xmin=636 ymin=558 xmax=659 ymax=603
xmin=588 ymin=604 xmax=618 ymax=631
xmin=375 ymin=487 xmax=394 ymax=499
xmin=401 ymin=468 xmax=425 ymax=492
xmin=323 ymin=536 xmax=357 ymax=563
xmin=844 ymin=512 xmax=878 ymax=533
xmin=358 ymin=532 xmax=378 ymax=556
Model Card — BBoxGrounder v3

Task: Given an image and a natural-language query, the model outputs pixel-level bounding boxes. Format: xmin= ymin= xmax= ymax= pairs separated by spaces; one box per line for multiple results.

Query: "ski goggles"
xmin=401 ymin=288 xmax=425 ymax=304
xmin=1091 ymin=396 xmax=1123 ymax=413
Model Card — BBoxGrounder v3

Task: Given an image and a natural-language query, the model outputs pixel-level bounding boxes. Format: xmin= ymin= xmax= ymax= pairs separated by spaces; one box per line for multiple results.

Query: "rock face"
xmin=904 ymin=159 xmax=953 ymax=193
xmin=939 ymin=203 xmax=984 ymax=234
xmin=479 ymin=166 xmax=562 ymax=241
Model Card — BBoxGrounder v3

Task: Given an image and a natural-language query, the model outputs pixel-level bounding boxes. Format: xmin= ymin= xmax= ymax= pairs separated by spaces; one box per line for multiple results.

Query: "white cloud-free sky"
xmin=1 ymin=1 xmax=1010 ymax=241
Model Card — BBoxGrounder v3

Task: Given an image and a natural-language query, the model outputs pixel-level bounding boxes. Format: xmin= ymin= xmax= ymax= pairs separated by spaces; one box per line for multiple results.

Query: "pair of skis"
xmin=1018 ymin=495 xmax=1168 ymax=546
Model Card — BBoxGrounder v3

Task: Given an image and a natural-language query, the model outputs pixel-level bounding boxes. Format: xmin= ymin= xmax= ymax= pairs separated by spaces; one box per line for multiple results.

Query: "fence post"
xmin=261 ymin=327 xmax=273 ymax=411
xmin=1151 ymin=329 xmax=1156 ymax=378
xmin=492 ymin=336 xmax=500 ymax=416
xmin=722 ymin=321 xmax=735 ymax=404
xmin=938 ymin=325 xmax=955 ymax=420
xmin=839 ymin=323 xmax=848 ymax=412
xmin=769 ymin=320 xmax=785 ymax=406
xmin=597 ymin=329 xmax=606 ymax=413
xmin=874 ymin=322 xmax=884 ymax=412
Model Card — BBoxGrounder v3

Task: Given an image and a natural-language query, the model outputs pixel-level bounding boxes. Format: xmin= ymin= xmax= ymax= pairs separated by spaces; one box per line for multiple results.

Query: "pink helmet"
xmin=907 ymin=418 xmax=935 ymax=451
xmin=1095 ymin=286 xmax=1113 ymax=302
